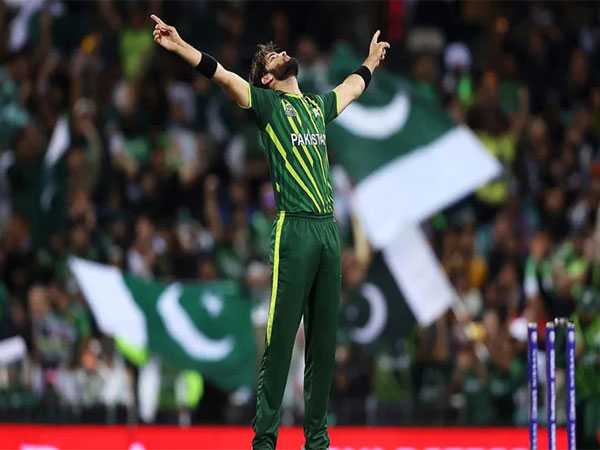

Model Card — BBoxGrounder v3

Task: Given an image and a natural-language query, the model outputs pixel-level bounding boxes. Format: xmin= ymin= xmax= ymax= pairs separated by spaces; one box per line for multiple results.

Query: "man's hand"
xmin=151 ymin=14 xmax=201 ymax=66
xmin=363 ymin=30 xmax=390 ymax=73
xmin=150 ymin=14 xmax=248 ymax=108
xmin=151 ymin=14 xmax=184 ymax=53
xmin=333 ymin=30 xmax=391 ymax=114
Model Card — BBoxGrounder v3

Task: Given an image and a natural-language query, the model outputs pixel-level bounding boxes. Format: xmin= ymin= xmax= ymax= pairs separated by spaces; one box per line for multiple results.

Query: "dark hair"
xmin=249 ymin=42 xmax=278 ymax=87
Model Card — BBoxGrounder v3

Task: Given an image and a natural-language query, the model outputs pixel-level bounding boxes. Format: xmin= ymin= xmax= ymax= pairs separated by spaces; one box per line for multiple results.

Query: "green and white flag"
xmin=341 ymin=226 xmax=457 ymax=348
xmin=327 ymin=44 xmax=501 ymax=249
xmin=325 ymin=44 xmax=499 ymax=332
xmin=41 ymin=115 xmax=70 ymax=211
xmin=340 ymin=254 xmax=414 ymax=350
xmin=68 ymin=257 xmax=256 ymax=390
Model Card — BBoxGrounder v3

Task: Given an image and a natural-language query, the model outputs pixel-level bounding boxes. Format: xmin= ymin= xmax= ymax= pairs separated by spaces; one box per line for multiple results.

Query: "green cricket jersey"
xmin=242 ymin=85 xmax=339 ymax=214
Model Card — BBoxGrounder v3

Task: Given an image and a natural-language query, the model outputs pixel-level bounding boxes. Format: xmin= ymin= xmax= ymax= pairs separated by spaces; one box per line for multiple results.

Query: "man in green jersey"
xmin=151 ymin=14 xmax=389 ymax=449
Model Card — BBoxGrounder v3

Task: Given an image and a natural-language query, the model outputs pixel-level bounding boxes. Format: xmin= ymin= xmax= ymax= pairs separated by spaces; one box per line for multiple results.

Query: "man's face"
xmin=264 ymin=50 xmax=299 ymax=83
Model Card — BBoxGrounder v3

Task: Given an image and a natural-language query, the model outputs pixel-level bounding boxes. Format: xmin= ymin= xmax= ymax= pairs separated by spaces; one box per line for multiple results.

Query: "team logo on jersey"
xmin=312 ymin=107 xmax=321 ymax=119
xmin=284 ymin=101 xmax=297 ymax=117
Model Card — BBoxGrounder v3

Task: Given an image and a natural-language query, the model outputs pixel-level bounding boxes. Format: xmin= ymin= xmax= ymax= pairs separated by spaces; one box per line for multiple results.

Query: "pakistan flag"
xmin=324 ymin=44 xmax=501 ymax=346
xmin=340 ymin=226 xmax=458 ymax=348
xmin=327 ymin=44 xmax=501 ymax=249
xmin=68 ymin=258 xmax=255 ymax=389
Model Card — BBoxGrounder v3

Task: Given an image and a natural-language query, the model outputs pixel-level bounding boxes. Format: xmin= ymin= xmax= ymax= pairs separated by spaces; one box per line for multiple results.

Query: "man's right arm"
xmin=151 ymin=14 xmax=250 ymax=108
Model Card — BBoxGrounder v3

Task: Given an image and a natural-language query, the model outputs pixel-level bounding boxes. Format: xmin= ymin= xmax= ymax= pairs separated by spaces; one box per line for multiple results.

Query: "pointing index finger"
xmin=150 ymin=14 xmax=166 ymax=26
xmin=371 ymin=30 xmax=381 ymax=46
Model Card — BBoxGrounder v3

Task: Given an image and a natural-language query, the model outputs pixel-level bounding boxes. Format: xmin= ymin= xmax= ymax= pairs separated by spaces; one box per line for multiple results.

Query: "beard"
xmin=270 ymin=57 xmax=299 ymax=81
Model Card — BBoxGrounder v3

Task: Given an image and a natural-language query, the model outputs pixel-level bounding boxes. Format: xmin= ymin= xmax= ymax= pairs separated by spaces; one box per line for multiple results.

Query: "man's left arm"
xmin=333 ymin=30 xmax=390 ymax=115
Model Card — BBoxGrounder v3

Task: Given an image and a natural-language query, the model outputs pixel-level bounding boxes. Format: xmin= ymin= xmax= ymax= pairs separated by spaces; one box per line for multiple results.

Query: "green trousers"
xmin=252 ymin=211 xmax=341 ymax=450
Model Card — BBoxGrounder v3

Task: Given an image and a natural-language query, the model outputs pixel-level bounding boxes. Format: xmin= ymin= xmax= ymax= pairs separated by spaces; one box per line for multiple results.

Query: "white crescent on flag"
xmin=350 ymin=282 xmax=388 ymax=344
xmin=335 ymin=93 xmax=410 ymax=140
xmin=157 ymin=284 xmax=234 ymax=361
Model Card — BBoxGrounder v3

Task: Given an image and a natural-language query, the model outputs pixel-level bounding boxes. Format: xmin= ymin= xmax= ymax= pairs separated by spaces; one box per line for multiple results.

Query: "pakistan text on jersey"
xmin=291 ymin=133 xmax=326 ymax=146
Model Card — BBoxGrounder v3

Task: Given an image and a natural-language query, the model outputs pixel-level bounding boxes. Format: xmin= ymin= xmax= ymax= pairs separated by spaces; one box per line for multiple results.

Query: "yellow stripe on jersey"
xmin=266 ymin=211 xmax=285 ymax=346
xmin=265 ymin=123 xmax=322 ymax=213
xmin=291 ymin=121 xmax=314 ymax=166
xmin=292 ymin=111 xmax=328 ymax=190
xmin=297 ymin=99 xmax=334 ymax=209
xmin=282 ymin=100 xmax=313 ymax=166
xmin=299 ymin=96 xmax=331 ymax=185
xmin=334 ymin=90 xmax=340 ymax=116
xmin=291 ymin=146 xmax=325 ymax=208
xmin=239 ymin=83 xmax=252 ymax=109
xmin=284 ymin=108 xmax=326 ymax=208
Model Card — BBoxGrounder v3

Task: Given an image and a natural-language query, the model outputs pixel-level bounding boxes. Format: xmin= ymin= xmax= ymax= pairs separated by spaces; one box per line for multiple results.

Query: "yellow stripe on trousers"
xmin=266 ymin=211 xmax=286 ymax=346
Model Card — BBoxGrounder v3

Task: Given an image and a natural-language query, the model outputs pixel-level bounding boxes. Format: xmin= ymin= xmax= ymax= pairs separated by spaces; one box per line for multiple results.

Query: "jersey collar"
xmin=274 ymin=90 xmax=304 ymax=99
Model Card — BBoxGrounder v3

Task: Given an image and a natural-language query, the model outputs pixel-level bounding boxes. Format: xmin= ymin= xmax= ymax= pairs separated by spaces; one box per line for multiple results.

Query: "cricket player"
xmin=151 ymin=14 xmax=389 ymax=450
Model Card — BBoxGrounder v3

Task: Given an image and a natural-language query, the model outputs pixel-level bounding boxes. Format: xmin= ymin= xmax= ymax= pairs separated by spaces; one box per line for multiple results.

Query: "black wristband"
xmin=195 ymin=53 xmax=218 ymax=78
xmin=352 ymin=65 xmax=372 ymax=89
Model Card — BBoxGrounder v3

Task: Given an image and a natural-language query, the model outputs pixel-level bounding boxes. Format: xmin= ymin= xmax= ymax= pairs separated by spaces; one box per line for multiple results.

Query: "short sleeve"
xmin=241 ymin=84 xmax=276 ymax=126
xmin=316 ymin=90 xmax=339 ymax=124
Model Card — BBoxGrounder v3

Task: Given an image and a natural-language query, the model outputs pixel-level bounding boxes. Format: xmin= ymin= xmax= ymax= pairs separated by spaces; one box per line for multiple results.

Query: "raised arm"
xmin=333 ymin=30 xmax=390 ymax=114
xmin=151 ymin=14 xmax=250 ymax=108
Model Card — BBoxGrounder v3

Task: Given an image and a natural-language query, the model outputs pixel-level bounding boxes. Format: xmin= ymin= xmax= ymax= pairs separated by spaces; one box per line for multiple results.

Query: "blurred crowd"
xmin=1 ymin=0 xmax=600 ymax=446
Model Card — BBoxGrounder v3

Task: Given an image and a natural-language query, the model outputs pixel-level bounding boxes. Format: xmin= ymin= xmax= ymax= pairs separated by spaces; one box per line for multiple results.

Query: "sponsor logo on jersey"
xmin=291 ymin=133 xmax=326 ymax=146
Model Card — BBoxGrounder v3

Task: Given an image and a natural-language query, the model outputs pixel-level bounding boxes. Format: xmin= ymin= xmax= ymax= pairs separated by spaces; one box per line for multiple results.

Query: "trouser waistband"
xmin=277 ymin=211 xmax=334 ymax=220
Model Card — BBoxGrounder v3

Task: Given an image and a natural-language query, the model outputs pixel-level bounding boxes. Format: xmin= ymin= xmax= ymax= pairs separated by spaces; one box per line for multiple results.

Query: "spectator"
xmin=1 ymin=2 xmax=600 ymax=440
